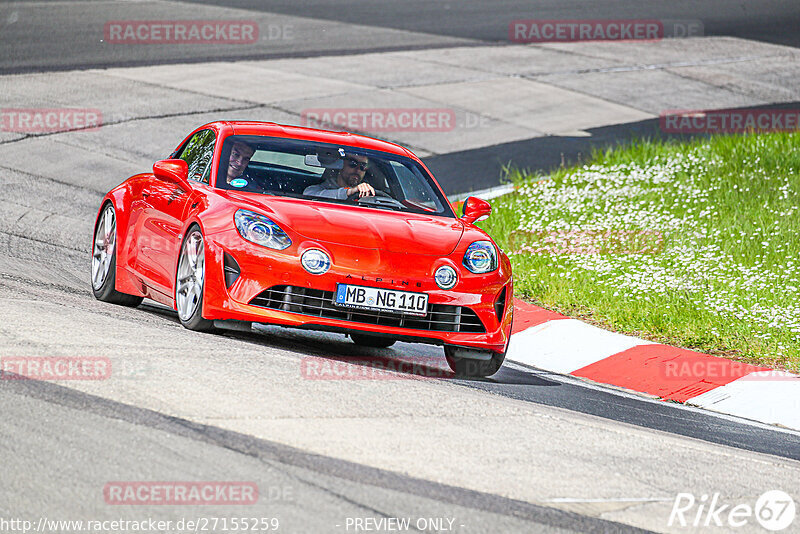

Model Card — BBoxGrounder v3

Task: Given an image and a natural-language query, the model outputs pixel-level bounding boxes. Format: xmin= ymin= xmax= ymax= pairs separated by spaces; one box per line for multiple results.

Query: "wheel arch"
xmin=94 ymin=185 xmax=143 ymax=298
xmin=174 ymin=220 xmax=223 ymax=319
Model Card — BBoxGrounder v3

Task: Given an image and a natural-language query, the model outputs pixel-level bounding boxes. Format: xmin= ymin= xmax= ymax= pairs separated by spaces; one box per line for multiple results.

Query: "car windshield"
xmin=216 ymin=135 xmax=454 ymax=217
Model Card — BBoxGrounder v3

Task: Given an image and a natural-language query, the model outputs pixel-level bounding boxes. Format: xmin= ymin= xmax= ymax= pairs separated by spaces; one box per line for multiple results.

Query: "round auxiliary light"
xmin=301 ymin=249 xmax=331 ymax=275
xmin=435 ymin=265 xmax=458 ymax=290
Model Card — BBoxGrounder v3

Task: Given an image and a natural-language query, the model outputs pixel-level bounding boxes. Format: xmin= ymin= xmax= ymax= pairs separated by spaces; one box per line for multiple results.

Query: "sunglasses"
xmin=345 ymin=158 xmax=368 ymax=171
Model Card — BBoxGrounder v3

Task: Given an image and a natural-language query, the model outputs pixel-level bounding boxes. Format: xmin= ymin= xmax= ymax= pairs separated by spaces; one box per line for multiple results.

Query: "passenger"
xmin=225 ymin=140 xmax=256 ymax=186
xmin=223 ymin=140 xmax=277 ymax=192
xmin=303 ymin=153 xmax=375 ymax=200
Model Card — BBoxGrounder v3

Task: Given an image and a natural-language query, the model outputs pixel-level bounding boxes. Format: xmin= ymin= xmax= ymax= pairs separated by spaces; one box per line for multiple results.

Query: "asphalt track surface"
xmin=186 ymin=0 xmax=800 ymax=48
xmin=1 ymin=380 xmax=640 ymax=534
xmin=4 ymin=1 xmax=799 ymax=190
xmin=3 ymin=0 xmax=799 ymax=74
xmin=1 ymin=119 xmax=799 ymax=533
xmin=2 ymin=1 xmax=800 ymax=533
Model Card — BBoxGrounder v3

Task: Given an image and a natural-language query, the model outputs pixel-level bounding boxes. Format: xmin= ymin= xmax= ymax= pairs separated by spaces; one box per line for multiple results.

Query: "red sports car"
xmin=91 ymin=121 xmax=513 ymax=376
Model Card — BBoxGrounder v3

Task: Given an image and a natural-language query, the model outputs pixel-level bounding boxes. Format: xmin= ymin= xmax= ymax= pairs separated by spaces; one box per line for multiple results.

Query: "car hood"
xmin=225 ymin=193 xmax=464 ymax=255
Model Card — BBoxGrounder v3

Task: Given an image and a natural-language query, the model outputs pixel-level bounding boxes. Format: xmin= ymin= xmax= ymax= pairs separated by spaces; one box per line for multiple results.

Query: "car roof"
xmin=209 ymin=121 xmax=414 ymax=158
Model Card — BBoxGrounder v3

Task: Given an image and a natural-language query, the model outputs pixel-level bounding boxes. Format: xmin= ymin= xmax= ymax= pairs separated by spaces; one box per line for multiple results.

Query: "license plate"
xmin=334 ymin=284 xmax=428 ymax=316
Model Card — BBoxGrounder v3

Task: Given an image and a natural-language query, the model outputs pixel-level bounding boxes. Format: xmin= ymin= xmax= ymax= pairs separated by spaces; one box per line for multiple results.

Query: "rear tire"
xmin=444 ymin=345 xmax=505 ymax=378
xmin=350 ymin=333 xmax=396 ymax=348
xmin=175 ymin=225 xmax=216 ymax=332
xmin=91 ymin=203 xmax=144 ymax=307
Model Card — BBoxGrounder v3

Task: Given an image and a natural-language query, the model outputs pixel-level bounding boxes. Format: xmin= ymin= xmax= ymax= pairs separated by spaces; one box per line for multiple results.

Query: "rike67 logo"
xmin=669 ymin=490 xmax=796 ymax=531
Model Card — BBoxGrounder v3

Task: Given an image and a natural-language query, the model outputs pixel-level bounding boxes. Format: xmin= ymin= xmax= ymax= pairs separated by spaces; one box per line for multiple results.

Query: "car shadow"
xmin=138 ymin=301 xmax=182 ymax=323
xmin=135 ymin=302 xmax=559 ymax=386
xmin=235 ymin=325 xmax=460 ymax=381
xmin=488 ymin=365 xmax=560 ymax=387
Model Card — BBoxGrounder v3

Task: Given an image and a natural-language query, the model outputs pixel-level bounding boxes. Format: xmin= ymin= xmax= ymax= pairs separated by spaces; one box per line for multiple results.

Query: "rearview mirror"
xmin=153 ymin=159 xmax=189 ymax=184
xmin=305 ymin=147 xmax=345 ymax=169
xmin=304 ymin=154 xmax=343 ymax=169
xmin=461 ymin=196 xmax=491 ymax=224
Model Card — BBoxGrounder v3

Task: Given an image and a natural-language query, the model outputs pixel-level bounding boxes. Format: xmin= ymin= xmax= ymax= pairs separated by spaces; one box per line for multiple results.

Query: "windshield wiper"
xmin=365 ymin=202 xmax=402 ymax=211
xmin=300 ymin=196 xmax=403 ymax=211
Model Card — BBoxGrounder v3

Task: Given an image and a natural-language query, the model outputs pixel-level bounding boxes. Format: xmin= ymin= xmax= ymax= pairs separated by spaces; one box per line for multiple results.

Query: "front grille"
xmin=250 ymin=285 xmax=486 ymax=333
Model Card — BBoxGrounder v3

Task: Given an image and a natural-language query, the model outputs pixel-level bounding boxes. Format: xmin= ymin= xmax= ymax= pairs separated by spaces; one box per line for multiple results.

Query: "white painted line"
xmin=506 ymin=319 xmax=654 ymax=374
xmin=448 ymin=183 xmax=516 ymax=202
xmin=542 ymin=497 xmax=674 ymax=503
xmin=688 ymin=371 xmax=800 ymax=431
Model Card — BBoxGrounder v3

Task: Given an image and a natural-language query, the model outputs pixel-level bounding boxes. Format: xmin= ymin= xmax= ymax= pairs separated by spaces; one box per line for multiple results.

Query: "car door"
xmin=137 ymin=129 xmax=216 ymax=298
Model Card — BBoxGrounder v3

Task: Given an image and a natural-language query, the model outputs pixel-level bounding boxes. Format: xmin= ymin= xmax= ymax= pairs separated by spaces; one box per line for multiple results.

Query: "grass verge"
xmin=479 ymin=133 xmax=800 ymax=371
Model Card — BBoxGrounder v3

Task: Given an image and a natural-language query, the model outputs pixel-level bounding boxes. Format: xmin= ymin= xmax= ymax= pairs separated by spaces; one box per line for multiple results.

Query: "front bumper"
xmin=202 ymin=229 xmax=514 ymax=353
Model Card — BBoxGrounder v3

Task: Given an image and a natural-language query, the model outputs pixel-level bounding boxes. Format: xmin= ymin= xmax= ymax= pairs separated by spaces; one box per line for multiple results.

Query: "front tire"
xmin=350 ymin=333 xmax=396 ymax=348
xmin=91 ymin=203 xmax=143 ymax=307
xmin=444 ymin=345 xmax=505 ymax=378
xmin=175 ymin=226 xmax=216 ymax=332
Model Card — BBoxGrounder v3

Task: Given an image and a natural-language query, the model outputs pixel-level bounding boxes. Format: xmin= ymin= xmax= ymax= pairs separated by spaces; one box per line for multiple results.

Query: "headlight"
xmin=301 ymin=249 xmax=331 ymax=275
xmin=435 ymin=265 xmax=458 ymax=289
xmin=463 ymin=241 xmax=497 ymax=274
xmin=234 ymin=209 xmax=291 ymax=250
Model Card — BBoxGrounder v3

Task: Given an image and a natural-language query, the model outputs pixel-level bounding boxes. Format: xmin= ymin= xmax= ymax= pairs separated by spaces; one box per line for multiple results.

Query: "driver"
xmin=303 ymin=153 xmax=375 ymax=200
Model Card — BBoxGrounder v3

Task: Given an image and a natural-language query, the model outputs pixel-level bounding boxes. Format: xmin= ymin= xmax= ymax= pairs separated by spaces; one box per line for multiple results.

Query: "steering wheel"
xmin=356 ymin=192 xmax=406 ymax=209
xmin=347 ymin=188 xmax=390 ymax=201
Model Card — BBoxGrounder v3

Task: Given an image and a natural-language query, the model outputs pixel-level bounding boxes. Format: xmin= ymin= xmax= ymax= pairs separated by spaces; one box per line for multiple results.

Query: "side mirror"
xmin=461 ymin=196 xmax=491 ymax=224
xmin=153 ymin=159 xmax=189 ymax=184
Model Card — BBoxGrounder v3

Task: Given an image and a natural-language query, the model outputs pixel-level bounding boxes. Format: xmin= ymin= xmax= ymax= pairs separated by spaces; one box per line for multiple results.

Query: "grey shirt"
xmin=303 ymin=173 xmax=349 ymax=200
